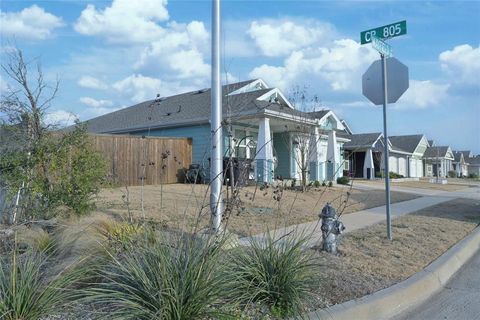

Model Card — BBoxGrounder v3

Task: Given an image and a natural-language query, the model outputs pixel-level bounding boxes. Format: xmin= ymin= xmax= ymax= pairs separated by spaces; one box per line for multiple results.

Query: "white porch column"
xmin=363 ymin=148 xmax=375 ymax=180
xmin=255 ymin=117 xmax=274 ymax=183
xmin=309 ymin=127 xmax=321 ymax=181
xmin=326 ymin=131 xmax=338 ymax=181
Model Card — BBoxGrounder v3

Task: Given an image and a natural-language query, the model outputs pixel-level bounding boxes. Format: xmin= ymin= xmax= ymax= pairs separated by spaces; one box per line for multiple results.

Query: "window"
xmin=344 ymin=159 xmax=350 ymax=171
xmin=234 ymin=128 xmax=257 ymax=159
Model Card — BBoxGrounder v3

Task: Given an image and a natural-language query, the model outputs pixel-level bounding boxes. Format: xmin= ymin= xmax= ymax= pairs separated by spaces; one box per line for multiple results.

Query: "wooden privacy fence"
xmin=90 ymin=134 xmax=192 ymax=186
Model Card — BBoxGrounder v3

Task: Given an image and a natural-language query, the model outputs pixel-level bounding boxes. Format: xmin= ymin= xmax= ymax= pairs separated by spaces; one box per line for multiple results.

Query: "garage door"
xmin=416 ymin=159 xmax=423 ymax=177
xmin=410 ymin=159 xmax=417 ymax=178
xmin=389 ymin=156 xmax=398 ymax=174
xmin=398 ymin=157 xmax=407 ymax=177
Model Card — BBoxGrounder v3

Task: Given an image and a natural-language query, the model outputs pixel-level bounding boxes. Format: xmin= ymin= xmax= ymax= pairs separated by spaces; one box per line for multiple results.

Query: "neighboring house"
xmin=423 ymin=146 xmax=455 ymax=177
xmin=342 ymin=132 xmax=384 ymax=179
xmin=466 ymin=154 xmax=480 ymax=178
xmin=388 ymin=144 xmax=412 ymax=178
xmin=79 ymin=79 xmax=349 ymax=183
xmin=389 ymin=134 xmax=430 ymax=178
xmin=452 ymin=151 xmax=468 ymax=177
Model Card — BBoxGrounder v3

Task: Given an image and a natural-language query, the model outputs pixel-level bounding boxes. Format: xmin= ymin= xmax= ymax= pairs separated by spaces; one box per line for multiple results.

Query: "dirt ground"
xmin=94 ymin=183 xmax=419 ymax=237
xmin=309 ymin=198 xmax=480 ymax=309
xmin=357 ymin=179 xmax=475 ymax=191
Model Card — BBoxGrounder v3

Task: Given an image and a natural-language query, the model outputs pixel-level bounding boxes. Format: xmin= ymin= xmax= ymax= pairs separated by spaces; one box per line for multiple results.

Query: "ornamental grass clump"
xmin=226 ymin=232 xmax=319 ymax=317
xmin=0 ymin=248 xmax=88 ymax=320
xmin=84 ymin=233 xmax=229 ymax=320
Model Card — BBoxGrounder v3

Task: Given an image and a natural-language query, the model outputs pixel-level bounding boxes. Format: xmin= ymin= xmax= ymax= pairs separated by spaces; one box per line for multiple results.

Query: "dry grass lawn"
xmin=94 ymin=183 xmax=419 ymax=236
xmin=309 ymin=198 xmax=480 ymax=309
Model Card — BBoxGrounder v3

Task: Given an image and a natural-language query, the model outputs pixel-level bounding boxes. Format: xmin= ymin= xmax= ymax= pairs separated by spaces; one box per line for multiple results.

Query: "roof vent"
xmin=196 ymin=88 xmax=208 ymax=94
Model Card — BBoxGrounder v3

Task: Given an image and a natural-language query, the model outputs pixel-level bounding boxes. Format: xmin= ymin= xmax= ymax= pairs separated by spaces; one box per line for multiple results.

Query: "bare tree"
xmin=1 ymin=47 xmax=58 ymax=139
xmin=283 ymin=85 xmax=323 ymax=192
xmin=0 ymin=47 xmax=59 ymax=223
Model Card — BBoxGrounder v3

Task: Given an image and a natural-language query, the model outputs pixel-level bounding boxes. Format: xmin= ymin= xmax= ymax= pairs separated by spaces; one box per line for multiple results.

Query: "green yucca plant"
xmin=225 ymin=232 xmax=319 ymax=317
xmin=0 ymin=247 xmax=87 ymax=320
xmin=84 ymin=233 xmax=230 ymax=320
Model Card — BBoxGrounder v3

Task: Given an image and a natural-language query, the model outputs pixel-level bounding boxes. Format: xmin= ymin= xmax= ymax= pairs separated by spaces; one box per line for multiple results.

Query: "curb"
xmin=306 ymin=226 xmax=480 ymax=320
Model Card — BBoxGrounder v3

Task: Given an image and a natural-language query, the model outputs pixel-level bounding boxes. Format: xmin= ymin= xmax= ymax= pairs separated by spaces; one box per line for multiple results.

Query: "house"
xmin=389 ymin=134 xmax=430 ymax=178
xmin=343 ymin=132 xmax=424 ymax=179
xmin=465 ymin=153 xmax=480 ymax=178
xmin=342 ymin=132 xmax=384 ymax=179
xmin=387 ymin=144 xmax=412 ymax=178
xmin=80 ymin=79 xmax=349 ymax=183
xmin=423 ymin=146 xmax=455 ymax=177
xmin=452 ymin=151 xmax=468 ymax=177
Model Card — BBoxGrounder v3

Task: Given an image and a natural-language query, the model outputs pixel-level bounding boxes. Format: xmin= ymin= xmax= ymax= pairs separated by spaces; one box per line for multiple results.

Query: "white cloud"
xmin=79 ymin=97 xmax=113 ymax=108
xmin=77 ymin=76 xmax=109 ymax=90
xmin=397 ymin=80 xmax=450 ymax=109
xmin=112 ymin=74 xmax=199 ymax=103
xmin=250 ymin=38 xmax=377 ymax=92
xmin=134 ymin=20 xmax=210 ymax=82
xmin=74 ymin=0 xmax=169 ymax=43
xmin=74 ymin=0 xmax=211 ymax=88
xmin=439 ymin=44 xmax=480 ymax=85
xmin=0 ymin=5 xmax=64 ymax=40
xmin=112 ymin=74 xmax=162 ymax=103
xmin=248 ymin=19 xmax=336 ymax=57
xmin=44 ymin=110 xmax=77 ymax=127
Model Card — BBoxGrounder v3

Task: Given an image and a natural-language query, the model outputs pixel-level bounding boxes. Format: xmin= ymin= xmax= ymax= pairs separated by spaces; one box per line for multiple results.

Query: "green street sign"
xmin=360 ymin=20 xmax=407 ymax=44
xmin=371 ymin=35 xmax=393 ymax=57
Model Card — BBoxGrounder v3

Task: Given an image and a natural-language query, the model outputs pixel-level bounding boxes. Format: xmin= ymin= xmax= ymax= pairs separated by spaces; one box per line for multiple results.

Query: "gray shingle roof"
xmin=424 ymin=146 xmax=450 ymax=158
xmin=453 ymin=151 xmax=463 ymax=162
xmin=81 ymin=80 xmax=272 ymax=133
xmin=388 ymin=134 xmax=424 ymax=153
xmin=458 ymin=151 xmax=472 ymax=159
xmin=467 ymin=156 xmax=480 ymax=165
xmin=79 ymin=80 xmax=335 ymax=134
xmin=344 ymin=132 xmax=382 ymax=149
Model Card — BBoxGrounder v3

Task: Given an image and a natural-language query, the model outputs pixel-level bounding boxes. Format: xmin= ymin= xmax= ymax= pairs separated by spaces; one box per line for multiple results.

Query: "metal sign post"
xmin=361 ymin=21 xmax=409 ymax=240
xmin=210 ymin=0 xmax=223 ymax=232
xmin=380 ymin=53 xmax=392 ymax=240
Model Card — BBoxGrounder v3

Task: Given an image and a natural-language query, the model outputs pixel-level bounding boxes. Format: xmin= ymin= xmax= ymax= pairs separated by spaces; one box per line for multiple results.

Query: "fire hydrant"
xmin=319 ymin=203 xmax=345 ymax=254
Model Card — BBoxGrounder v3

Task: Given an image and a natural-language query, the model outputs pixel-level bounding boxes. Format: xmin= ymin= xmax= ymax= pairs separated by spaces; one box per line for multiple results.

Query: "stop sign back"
xmin=362 ymin=57 xmax=409 ymax=105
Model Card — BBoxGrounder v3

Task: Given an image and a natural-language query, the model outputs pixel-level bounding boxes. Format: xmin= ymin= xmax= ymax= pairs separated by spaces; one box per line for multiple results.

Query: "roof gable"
xmin=424 ymin=146 xmax=454 ymax=159
xmin=344 ymin=132 xmax=383 ymax=149
xmin=388 ymin=134 xmax=426 ymax=154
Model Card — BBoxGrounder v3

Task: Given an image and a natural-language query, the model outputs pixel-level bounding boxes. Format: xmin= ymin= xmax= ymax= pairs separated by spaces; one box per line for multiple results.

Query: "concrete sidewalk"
xmin=238 ymin=194 xmax=453 ymax=247
xmin=350 ymin=183 xmax=480 ymax=200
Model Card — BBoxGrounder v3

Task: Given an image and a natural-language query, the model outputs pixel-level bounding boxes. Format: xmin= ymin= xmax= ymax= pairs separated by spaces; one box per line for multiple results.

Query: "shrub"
xmin=95 ymin=220 xmax=146 ymax=252
xmin=321 ymin=181 xmax=327 ymax=187
xmin=468 ymin=173 xmax=479 ymax=179
xmin=19 ymin=228 xmax=57 ymax=254
xmin=225 ymin=232 xmax=318 ymax=317
xmin=313 ymin=180 xmax=321 ymax=188
xmin=0 ymin=249 xmax=87 ymax=320
xmin=84 ymin=233 xmax=228 ymax=319
xmin=0 ymin=123 xmax=107 ymax=222
xmin=336 ymin=176 xmax=350 ymax=185
xmin=389 ymin=172 xmax=404 ymax=179
xmin=328 ymin=181 xmax=333 ymax=187
xmin=447 ymin=170 xmax=457 ymax=178
xmin=290 ymin=178 xmax=296 ymax=189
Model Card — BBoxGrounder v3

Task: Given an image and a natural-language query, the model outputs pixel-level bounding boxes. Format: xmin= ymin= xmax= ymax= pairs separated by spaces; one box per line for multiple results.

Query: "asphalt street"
xmin=392 ymin=249 xmax=480 ymax=320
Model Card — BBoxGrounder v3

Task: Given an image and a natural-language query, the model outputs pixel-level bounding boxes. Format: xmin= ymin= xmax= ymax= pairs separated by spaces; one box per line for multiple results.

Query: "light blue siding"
xmin=133 ymin=124 xmax=211 ymax=168
xmin=273 ymin=132 xmax=290 ymax=179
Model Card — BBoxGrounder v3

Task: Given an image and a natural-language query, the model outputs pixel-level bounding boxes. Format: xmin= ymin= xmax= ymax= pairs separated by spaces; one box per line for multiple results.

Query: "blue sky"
xmin=1 ymin=0 xmax=479 ymax=153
